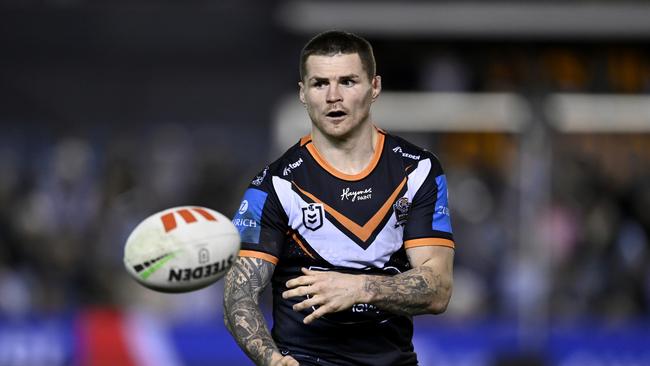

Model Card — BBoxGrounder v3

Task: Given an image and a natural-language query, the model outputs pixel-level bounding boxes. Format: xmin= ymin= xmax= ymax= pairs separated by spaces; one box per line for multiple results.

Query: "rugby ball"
xmin=123 ymin=206 xmax=240 ymax=293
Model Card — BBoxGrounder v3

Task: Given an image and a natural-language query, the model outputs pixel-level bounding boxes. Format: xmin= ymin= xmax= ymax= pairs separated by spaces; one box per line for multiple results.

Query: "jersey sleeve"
xmin=403 ymin=154 xmax=455 ymax=250
xmin=232 ymin=167 xmax=288 ymax=264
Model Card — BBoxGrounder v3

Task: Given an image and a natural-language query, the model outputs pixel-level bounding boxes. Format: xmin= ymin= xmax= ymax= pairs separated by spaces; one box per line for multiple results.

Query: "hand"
xmin=282 ymin=268 xmax=366 ymax=324
xmin=270 ymin=352 xmax=299 ymax=366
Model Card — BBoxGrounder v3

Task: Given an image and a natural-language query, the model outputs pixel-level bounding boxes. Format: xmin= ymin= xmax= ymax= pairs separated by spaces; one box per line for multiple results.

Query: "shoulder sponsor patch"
xmin=283 ymin=158 xmax=303 ymax=176
xmin=432 ymin=175 xmax=452 ymax=233
xmin=392 ymin=146 xmax=421 ymax=160
xmin=232 ymin=188 xmax=268 ymax=244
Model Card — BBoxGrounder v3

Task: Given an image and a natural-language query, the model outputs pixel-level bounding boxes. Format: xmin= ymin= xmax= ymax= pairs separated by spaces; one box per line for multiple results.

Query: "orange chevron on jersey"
xmin=290 ymin=230 xmax=316 ymax=259
xmin=292 ymin=177 xmax=406 ymax=243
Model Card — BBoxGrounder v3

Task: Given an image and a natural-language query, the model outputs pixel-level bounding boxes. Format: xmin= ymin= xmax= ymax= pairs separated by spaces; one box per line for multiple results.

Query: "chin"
xmin=313 ymin=120 xmax=346 ymax=136
xmin=323 ymin=125 xmax=354 ymax=140
xmin=314 ymin=115 xmax=369 ymax=141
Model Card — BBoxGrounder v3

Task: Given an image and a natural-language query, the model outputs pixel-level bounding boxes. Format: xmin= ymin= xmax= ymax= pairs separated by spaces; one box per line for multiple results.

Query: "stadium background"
xmin=1 ymin=1 xmax=649 ymax=365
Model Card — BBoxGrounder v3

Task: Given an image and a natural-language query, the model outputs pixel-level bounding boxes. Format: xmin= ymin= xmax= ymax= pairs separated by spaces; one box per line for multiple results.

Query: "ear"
xmin=299 ymin=81 xmax=306 ymax=104
xmin=371 ymin=75 xmax=382 ymax=102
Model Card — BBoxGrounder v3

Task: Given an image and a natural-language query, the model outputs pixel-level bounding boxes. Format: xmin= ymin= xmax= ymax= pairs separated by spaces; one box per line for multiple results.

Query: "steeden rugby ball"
xmin=123 ymin=206 xmax=240 ymax=293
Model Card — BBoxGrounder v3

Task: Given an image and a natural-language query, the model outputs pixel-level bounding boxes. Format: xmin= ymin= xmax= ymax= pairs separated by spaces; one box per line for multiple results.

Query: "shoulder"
xmin=248 ymin=139 xmax=307 ymax=189
xmin=382 ymin=131 xmax=444 ymax=175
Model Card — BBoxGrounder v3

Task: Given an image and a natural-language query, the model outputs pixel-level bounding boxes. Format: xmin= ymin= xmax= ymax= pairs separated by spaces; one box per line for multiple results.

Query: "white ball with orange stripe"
xmin=123 ymin=206 xmax=240 ymax=293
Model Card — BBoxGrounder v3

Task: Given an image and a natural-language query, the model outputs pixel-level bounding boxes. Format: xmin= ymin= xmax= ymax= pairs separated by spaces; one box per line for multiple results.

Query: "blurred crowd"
xmin=434 ymin=133 xmax=650 ymax=322
xmin=0 ymin=123 xmax=254 ymax=321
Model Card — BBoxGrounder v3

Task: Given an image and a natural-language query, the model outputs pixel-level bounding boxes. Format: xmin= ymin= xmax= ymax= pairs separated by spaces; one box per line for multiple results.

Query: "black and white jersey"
xmin=232 ymin=129 xmax=454 ymax=366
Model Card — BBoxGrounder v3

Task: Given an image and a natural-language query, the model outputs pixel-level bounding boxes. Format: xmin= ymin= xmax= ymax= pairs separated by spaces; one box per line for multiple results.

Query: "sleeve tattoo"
xmin=223 ymin=257 xmax=278 ymax=366
xmin=363 ymin=265 xmax=450 ymax=316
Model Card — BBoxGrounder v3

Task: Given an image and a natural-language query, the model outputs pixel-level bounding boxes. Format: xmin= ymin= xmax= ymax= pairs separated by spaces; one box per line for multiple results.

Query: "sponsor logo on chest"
xmin=340 ymin=187 xmax=372 ymax=202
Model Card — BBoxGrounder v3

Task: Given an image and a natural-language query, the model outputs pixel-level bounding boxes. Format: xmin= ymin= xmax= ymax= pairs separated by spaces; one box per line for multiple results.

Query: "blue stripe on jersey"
xmin=432 ymin=175 xmax=452 ymax=233
xmin=232 ymin=188 xmax=268 ymax=244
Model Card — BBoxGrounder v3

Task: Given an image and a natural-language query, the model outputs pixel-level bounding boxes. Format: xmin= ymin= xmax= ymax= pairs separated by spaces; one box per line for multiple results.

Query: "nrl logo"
xmin=302 ymin=203 xmax=324 ymax=231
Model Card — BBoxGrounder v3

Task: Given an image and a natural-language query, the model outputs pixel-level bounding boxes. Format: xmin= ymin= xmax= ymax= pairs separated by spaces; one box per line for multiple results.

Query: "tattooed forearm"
xmin=224 ymin=257 xmax=278 ymax=366
xmin=363 ymin=265 xmax=451 ymax=315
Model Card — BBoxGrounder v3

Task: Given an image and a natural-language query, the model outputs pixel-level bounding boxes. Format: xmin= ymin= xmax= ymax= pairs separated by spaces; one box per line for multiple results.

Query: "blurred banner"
xmin=1 ymin=309 xmax=649 ymax=366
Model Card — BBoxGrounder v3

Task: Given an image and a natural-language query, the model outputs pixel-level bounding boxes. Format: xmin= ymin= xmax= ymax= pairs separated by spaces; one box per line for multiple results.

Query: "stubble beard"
xmin=310 ymin=101 xmax=373 ymax=142
xmin=313 ymin=113 xmax=371 ymax=144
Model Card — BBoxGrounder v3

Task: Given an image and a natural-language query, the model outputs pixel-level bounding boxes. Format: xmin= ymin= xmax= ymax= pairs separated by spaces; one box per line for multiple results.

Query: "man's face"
xmin=299 ymin=53 xmax=381 ymax=140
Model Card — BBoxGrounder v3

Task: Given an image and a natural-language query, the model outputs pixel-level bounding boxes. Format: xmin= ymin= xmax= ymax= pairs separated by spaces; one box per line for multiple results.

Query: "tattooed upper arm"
xmin=224 ymin=256 xmax=275 ymax=304
xmin=362 ymin=246 xmax=454 ymax=316
xmin=223 ymin=257 xmax=277 ymax=366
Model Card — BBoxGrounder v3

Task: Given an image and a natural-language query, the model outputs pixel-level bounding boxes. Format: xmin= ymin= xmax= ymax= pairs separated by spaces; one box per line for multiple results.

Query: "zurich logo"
xmin=238 ymin=200 xmax=249 ymax=214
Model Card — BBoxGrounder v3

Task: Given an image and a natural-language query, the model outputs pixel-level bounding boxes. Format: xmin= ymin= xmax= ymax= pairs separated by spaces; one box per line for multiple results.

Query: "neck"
xmin=311 ymin=123 xmax=378 ymax=176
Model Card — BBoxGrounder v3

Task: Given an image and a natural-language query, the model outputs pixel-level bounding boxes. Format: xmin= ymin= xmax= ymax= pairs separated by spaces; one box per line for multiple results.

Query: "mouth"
xmin=326 ymin=110 xmax=347 ymax=119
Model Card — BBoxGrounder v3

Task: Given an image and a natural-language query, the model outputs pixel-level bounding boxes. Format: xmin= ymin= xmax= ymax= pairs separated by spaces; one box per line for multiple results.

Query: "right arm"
xmin=223 ymin=257 xmax=297 ymax=366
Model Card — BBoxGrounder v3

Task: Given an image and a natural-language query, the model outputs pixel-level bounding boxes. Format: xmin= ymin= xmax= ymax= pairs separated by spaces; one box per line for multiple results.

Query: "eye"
xmin=313 ymin=81 xmax=327 ymax=88
xmin=341 ymin=79 xmax=356 ymax=87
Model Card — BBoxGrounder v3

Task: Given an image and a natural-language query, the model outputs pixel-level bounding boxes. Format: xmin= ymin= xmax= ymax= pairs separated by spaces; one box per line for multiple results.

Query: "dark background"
xmin=1 ymin=1 xmax=649 ymax=365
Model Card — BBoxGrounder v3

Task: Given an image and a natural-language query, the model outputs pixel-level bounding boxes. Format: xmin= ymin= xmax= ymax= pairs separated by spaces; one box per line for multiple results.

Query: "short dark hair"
xmin=299 ymin=30 xmax=376 ymax=81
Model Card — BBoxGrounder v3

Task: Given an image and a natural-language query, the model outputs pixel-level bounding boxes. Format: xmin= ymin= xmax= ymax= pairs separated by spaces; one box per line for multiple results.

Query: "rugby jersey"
xmin=232 ymin=129 xmax=454 ymax=366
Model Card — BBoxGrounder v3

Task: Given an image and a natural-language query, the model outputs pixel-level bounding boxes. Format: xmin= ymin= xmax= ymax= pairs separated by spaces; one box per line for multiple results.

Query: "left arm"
xmin=362 ymin=245 xmax=453 ymax=315
xmin=283 ymin=245 xmax=453 ymax=324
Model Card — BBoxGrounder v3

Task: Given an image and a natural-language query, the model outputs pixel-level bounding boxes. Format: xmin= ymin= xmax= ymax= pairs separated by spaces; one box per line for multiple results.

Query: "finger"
xmin=301 ymin=267 xmax=327 ymax=277
xmin=303 ymin=304 xmax=332 ymax=324
xmin=281 ymin=356 xmax=299 ymax=366
xmin=285 ymin=275 xmax=316 ymax=289
xmin=285 ymin=277 xmax=303 ymax=289
xmin=282 ymin=285 xmax=315 ymax=299
xmin=292 ymin=295 xmax=324 ymax=311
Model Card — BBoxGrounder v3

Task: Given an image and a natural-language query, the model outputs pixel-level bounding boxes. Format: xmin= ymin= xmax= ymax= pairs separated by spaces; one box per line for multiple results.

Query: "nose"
xmin=326 ymin=84 xmax=342 ymax=103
